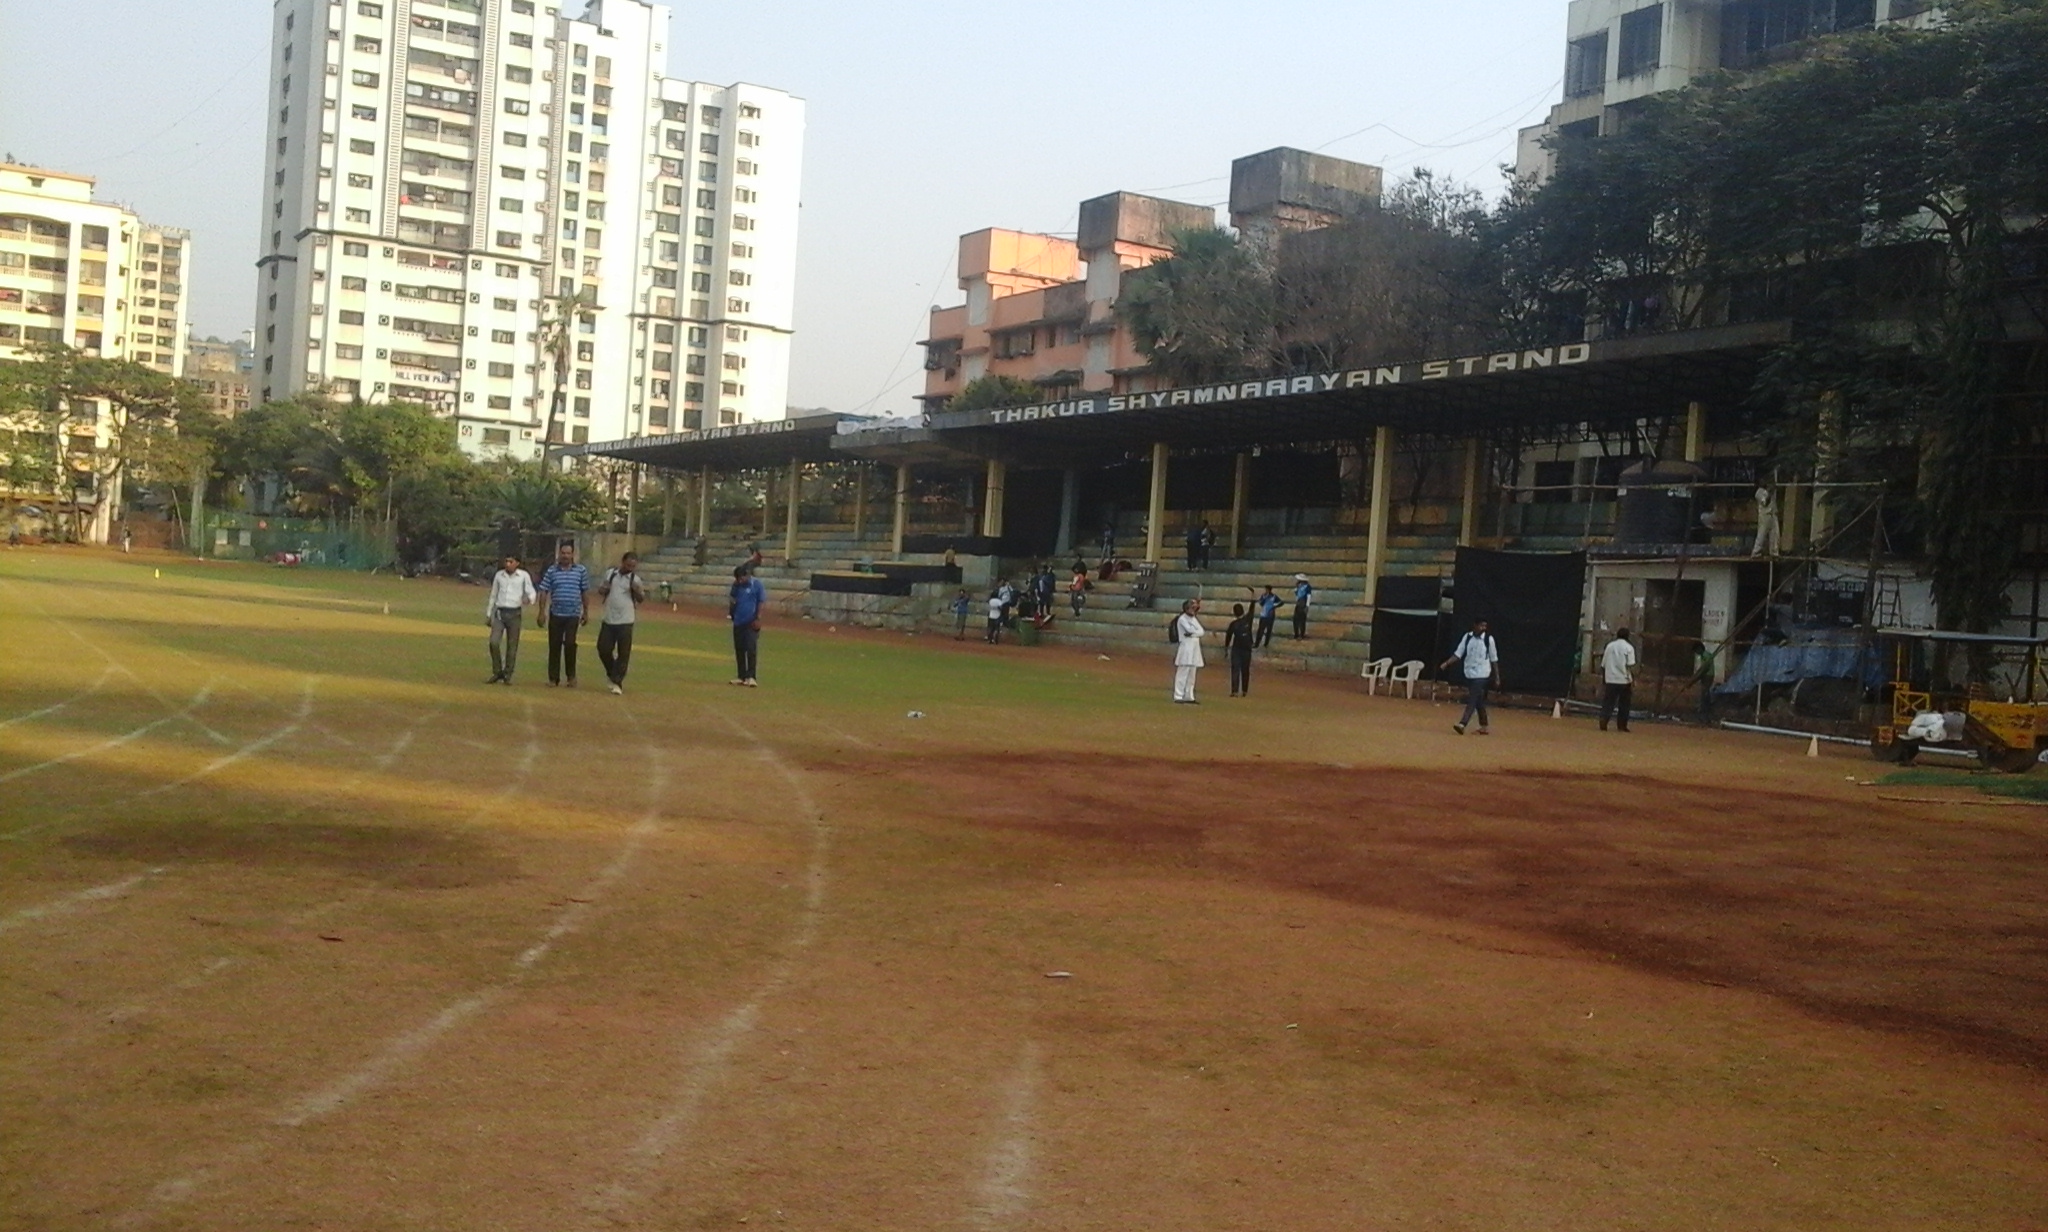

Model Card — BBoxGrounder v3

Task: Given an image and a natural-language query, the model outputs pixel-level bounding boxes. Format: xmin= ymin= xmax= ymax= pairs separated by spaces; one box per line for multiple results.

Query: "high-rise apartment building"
xmin=1516 ymin=0 xmax=1941 ymax=183
xmin=0 ymin=162 xmax=191 ymax=375
xmin=255 ymin=0 xmax=802 ymax=458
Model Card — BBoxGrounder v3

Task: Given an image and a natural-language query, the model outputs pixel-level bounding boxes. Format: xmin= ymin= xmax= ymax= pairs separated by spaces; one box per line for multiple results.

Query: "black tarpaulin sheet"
xmin=1451 ymin=547 xmax=1586 ymax=696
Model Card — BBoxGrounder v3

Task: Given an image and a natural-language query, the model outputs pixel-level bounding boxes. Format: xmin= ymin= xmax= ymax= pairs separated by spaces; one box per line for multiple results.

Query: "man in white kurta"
xmin=1173 ymin=602 xmax=1207 ymax=704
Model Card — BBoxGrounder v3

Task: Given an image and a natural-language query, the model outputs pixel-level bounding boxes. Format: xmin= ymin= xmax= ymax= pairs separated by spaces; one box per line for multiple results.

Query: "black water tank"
xmin=1614 ymin=459 xmax=1705 ymax=546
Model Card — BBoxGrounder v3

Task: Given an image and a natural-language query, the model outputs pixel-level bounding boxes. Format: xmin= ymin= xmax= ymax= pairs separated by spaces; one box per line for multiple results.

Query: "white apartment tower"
xmin=1516 ymin=0 xmax=1941 ymax=183
xmin=256 ymin=0 xmax=803 ymax=458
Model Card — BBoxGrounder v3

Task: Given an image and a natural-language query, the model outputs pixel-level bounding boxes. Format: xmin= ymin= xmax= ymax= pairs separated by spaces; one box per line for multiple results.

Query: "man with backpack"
xmin=594 ymin=552 xmax=646 ymax=695
xmin=1170 ymin=598 xmax=1207 ymax=703
xmin=1442 ymin=617 xmax=1501 ymax=736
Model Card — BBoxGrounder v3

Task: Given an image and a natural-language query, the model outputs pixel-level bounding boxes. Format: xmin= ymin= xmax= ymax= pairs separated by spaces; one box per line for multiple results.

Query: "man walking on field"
xmin=595 ymin=552 xmax=646 ymax=695
xmin=484 ymin=554 xmax=536 ymax=684
xmin=1599 ymin=627 xmax=1638 ymax=732
xmin=537 ymin=542 xmax=592 ymax=688
xmin=1443 ymin=617 xmax=1500 ymax=736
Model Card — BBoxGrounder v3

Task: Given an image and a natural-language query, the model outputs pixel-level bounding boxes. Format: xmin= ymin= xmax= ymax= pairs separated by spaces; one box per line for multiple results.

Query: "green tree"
xmin=491 ymin=459 xmax=606 ymax=531
xmin=946 ymin=374 xmax=1046 ymax=412
xmin=535 ymin=286 xmax=598 ymax=466
xmin=1117 ymin=227 xmax=1280 ymax=384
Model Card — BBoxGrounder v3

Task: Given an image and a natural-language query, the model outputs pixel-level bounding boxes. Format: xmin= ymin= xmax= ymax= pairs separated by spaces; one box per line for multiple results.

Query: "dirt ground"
xmin=1 ymin=551 xmax=2045 ymax=1231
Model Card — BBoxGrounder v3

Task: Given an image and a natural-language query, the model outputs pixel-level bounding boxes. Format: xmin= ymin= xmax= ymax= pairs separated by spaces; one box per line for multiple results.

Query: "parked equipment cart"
xmin=1870 ymin=629 xmax=2048 ymax=773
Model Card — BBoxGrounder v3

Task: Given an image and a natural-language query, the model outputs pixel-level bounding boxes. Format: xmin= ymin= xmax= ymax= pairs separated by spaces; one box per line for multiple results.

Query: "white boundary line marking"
xmin=135 ymin=677 xmax=318 ymax=799
xmin=0 ymin=679 xmax=218 ymax=787
xmin=582 ymin=715 xmax=831 ymax=1225
xmin=127 ymin=701 xmax=660 ymax=1221
xmin=0 ymin=665 xmax=116 ymax=730
xmin=0 ymin=869 xmax=167 ymax=937
xmin=969 ymin=1041 xmax=1043 ymax=1231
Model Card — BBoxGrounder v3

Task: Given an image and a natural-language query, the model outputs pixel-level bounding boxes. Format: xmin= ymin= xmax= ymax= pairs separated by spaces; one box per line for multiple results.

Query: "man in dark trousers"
xmin=1599 ymin=627 xmax=1638 ymax=732
xmin=536 ymin=542 xmax=591 ymax=687
xmin=728 ymin=565 xmax=765 ymax=686
xmin=595 ymin=552 xmax=646 ymax=695
xmin=1291 ymin=574 xmax=1314 ymax=639
xmin=1254 ymin=585 xmax=1281 ymax=647
xmin=1443 ymin=617 xmax=1501 ymax=736
xmin=1185 ymin=523 xmax=1203 ymax=570
xmin=1224 ymin=601 xmax=1256 ymax=697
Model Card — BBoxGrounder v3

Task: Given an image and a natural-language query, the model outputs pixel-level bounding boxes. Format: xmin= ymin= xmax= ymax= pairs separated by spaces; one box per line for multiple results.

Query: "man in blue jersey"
xmin=536 ymin=541 xmax=592 ymax=688
xmin=728 ymin=564 xmax=766 ymax=687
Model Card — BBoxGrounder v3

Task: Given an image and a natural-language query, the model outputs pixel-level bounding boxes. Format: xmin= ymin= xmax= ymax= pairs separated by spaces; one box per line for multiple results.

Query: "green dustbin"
xmin=1018 ymin=622 xmax=1041 ymax=646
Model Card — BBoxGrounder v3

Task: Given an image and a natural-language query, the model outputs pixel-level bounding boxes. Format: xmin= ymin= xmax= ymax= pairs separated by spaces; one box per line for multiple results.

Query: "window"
xmin=657 ymin=240 xmax=679 ymax=262
xmin=352 ymin=104 xmax=378 ymax=120
xmin=499 ymin=197 xmax=524 ymax=212
xmin=727 ymin=298 xmax=749 ymax=314
xmin=585 ymin=200 xmax=605 ymax=221
xmin=352 ymin=69 xmax=380 ymax=87
xmin=651 ymin=350 xmax=673 ymax=371
xmin=722 ymin=353 xmax=746 ymax=370
xmin=650 ymin=267 xmax=676 ymax=288
xmin=739 ymin=104 xmax=761 ymax=118
xmin=732 ymin=214 xmax=754 ymax=231
xmin=511 ymin=0 xmax=533 ymax=12
xmin=734 ymin=187 xmax=757 ymax=204
xmin=344 ymin=207 xmax=370 ymax=223
xmin=698 ymin=160 xmax=717 ymax=182
xmin=350 ymin=138 xmax=375 ymax=153
xmin=510 ymin=32 xmax=532 ymax=48
xmin=699 ymin=133 xmax=719 ymax=155
xmin=665 ymin=128 xmax=689 ymax=152
xmin=726 ymin=326 xmax=748 ymax=342
xmin=1566 ymin=32 xmax=1609 ymax=96
xmin=347 ymin=172 xmax=373 ymax=188
xmin=700 ymin=105 xmax=721 ymax=127
xmin=338 ymin=310 xmax=366 ymax=325
xmin=694 ymin=216 xmax=715 ymax=237
xmin=685 ymin=381 xmax=704 ymax=402
xmin=488 ymin=361 xmax=514 ymax=377
xmin=692 ymin=244 xmax=713 ymax=264
xmin=576 ymin=341 xmax=594 ymax=362
xmin=588 ymin=170 xmax=605 ymax=191
xmin=683 ymin=353 xmax=707 ymax=374
xmin=696 ymin=188 xmax=716 ymax=209
xmin=340 ymin=275 xmax=368 ymax=290
xmin=355 ymin=35 xmax=382 ymax=52
xmin=497 ymin=230 xmax=523 ymax=247
xmin=592 ymin=85 xmax=611 ymax=106
xmin=503 ymin=131 xmax=526 ymax=146
xmin=483 ymin=422 xmax=511 ymax=438
xmin=728 ymin=270 xmax=751 ymax=287
xmin=736 ymin=160 xmax=758 ymax=176
xmin=493 ymin=296 xmax=518 ymax=310
xmin=343 ymin=241 xmax=369 ymax=256
xmin=492 ymin=329 xmax=516 ymax=343
xmin=738 ymin=130 xmax=760 ymax=147
xmin=496 ymin=261 xmax=520 ymax=276
xmin=653 ymin=324 xmax=676 ymax=344
xmin=504 ymin=98 xmax=529 ymax=115
xmin=335 ymin=343 xmax=364 ymax=359
xmin=589 ymin=143 xmax=608 ymax=163
xmin=584 ymin=228 xmax=601 ymax=247
xmin=574 ymin=370 xmax=592 ymax=389
xmin=572 ymin=44 xmax=587 ymax=66
xmin=654 ymin=211 xmax=681 ymax=233
xmin=1721 ymin=0 xmax=1876 ymax=69
xmin=358 ymin=2 xmax=383 ymax=15
xmin=690 ymin=272 xmax=712 ymax=293
xmin=1618 ymin=5 xmax=1663 ymax=77
xmin=731 ymin=242 xmax=753 ymax=259
xmin=721 ymin=380 xmax=744 ymax=396
xmin=505 ymin=65 xmax=531 ymax=83
xmin=572 ymin=426 xmax=589 ymax=443
xmin=660 ymin=184 xmax=683 ymax=207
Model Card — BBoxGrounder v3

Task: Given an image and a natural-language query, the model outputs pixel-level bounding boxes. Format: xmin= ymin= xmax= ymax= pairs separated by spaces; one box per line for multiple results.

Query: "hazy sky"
xmin=0 ymin=1 xmax=1565 ymax=415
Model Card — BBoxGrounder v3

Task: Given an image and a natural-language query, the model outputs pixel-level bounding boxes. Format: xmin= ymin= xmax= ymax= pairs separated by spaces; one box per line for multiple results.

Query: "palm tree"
xmin=534 ymin=286 xmax=598 ymax=471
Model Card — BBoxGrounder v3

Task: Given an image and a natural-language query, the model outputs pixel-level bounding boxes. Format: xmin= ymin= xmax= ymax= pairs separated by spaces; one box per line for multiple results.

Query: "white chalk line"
xmin=3 ymin=578 xmax=235 ymax=746
xmin=0 ymin=868 xmax=167 ymax=938
xmin=0 ymin=665 xmax=116 ymax=730
xmin=581 ymin=715 xmax=831 ymax=1225
xmin=133 ymin=676 xmax=319 ymax=800
xmin=969 ymin=1041 xmax=1043 ymax=1231
xmin=0 ymin=679 xmax=219 ymax=788
xmin=130 ymin=701 xmax=662 ymax=1220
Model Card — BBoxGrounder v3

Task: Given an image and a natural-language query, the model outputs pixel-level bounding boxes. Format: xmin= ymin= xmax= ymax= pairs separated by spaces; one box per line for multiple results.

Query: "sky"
xmin=0 ymin=0 xmax=1566 ymax=417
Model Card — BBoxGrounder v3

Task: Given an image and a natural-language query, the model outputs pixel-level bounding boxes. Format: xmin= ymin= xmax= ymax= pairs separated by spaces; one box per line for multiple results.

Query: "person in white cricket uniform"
xmin=484 ymin=556 xmax=537 ymax=685
xmin=1599 ymin=627 xmax=1639 ymax=732
xmin=1172 ymin=599 xmax=1207 ymax=704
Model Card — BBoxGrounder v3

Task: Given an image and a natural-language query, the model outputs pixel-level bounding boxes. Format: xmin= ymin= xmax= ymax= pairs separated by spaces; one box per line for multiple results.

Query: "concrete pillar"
xmin=661 ymin=472 xmax=675 ymax=538
xmin=625 ymin=464 xmax=640 ymax=537
xmin=698 ymin=466 xmax=712 ymax=539
xmin=1144 ymin=441 xmax=1169 ymax=565
xmin=1684 ymin=401 xmax=1706 ymax=464
xmin=853 ymin=464 xmax=868 ymax=542
xmin=784 ymin=459 xmax=801 ymax=564
xmin=1365 ymin=425 xmax=1395 ymax=611
xmin=1782 ymin=482 xmax=1806 ymax=553
xmin=1458 ymin=438 xmax=1481 ymax=548
xmin=761 ymin=469 xmax=773 ymax=538
xmin=893 ymin=462 xmax=911 ymax=557
xmin=980 ymin=458 xmax=1007 ymax=539
xmin=1228 ymin=452 xmax=1250 ymax=557
xmin=1056 ymin=467 xmax=1079 ymax=555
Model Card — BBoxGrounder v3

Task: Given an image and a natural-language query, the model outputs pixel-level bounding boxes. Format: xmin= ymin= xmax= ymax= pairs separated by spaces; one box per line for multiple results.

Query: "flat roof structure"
xmin=573 ymin=322 xmax=1792 ymax=472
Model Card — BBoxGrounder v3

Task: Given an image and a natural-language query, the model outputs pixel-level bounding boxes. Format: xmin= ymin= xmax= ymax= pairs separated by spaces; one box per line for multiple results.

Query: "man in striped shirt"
xmin=537 ymin=542 xmax=592 ymax=688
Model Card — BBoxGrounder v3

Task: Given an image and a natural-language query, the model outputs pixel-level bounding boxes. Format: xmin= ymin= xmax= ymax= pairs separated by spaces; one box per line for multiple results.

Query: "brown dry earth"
xmin=2 ymin=610 xmax=2046 ymax=1231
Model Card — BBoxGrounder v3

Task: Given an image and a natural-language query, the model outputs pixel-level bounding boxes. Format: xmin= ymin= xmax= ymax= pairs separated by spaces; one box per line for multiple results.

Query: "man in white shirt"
xmin=1441 ymin=618 xmax=1501 ymax=735
xmin=1599 ymin=627 xmax=1639 ymax=732
xmin=595 ymin=553 xmax=648 ymax=695
xmin=1172 ymin=599 xmax=1207 ymax=703
xmin=484 ymin=555 xmax=537 ymax=685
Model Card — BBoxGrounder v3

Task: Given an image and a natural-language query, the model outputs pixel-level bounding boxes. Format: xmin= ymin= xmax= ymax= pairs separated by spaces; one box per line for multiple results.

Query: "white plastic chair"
xmin=1361 ymin=657 xmax=1393 ymax=694
xmin=1389 ymin=659 xmax=1425 ymax=699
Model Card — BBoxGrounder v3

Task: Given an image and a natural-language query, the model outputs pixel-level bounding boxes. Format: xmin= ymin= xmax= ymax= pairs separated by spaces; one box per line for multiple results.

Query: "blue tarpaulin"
xmin=1717 ymin=631 xmax=1879 ymax=695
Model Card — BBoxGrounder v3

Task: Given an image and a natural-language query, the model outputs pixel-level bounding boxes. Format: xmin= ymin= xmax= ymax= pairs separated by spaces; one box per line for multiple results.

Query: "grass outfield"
xmin=2 ymin=548 xmax=2045 ymax=1231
